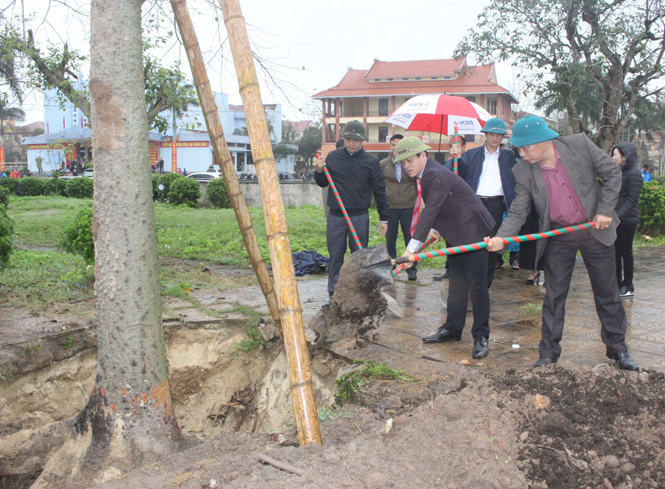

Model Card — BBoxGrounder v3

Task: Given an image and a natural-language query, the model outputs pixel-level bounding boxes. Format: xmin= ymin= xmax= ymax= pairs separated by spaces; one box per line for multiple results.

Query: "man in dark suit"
xmin=395 ymin=137 xmax=495 ymax=359
xmin=486 ymin=116 xmax=639 ymax=370
xmin=458 ymin=117 xmax=517 ymax=287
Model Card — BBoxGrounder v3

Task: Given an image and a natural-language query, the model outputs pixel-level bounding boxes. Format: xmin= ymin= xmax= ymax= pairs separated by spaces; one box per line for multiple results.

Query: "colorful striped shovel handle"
xmin=323 ymin=166 xmax=364 ymax=250
xmin=452 ymin=129 xmax=460 ymax=174
xmin=392 ymin=236 xmax=437 ymax=277
xmin=395 ymin=222 xmax=594 ymax=265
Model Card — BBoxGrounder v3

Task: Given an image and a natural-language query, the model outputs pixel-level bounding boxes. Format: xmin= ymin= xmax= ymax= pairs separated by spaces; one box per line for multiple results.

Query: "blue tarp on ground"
xmin=292 ymin=250 xmax=329 ymax=276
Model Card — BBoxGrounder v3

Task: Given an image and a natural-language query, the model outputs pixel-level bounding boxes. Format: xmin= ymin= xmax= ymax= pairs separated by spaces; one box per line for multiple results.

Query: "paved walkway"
xmin=259 ymin=247 xmax=665 ymax=377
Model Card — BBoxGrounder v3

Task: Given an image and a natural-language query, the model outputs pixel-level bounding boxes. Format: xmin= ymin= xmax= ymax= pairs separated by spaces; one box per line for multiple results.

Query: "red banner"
xmin=160 ymin=141 xmax=209 ymax=148
xmin=171 ymin=139 xmax=177 ymax=172
xmin=149 ymin=141 xmax=159 ymax=167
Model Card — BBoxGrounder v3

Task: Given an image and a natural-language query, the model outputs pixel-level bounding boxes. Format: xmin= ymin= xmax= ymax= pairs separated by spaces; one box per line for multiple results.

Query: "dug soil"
xmin=93 ymin=361 xmax=665 ymax=489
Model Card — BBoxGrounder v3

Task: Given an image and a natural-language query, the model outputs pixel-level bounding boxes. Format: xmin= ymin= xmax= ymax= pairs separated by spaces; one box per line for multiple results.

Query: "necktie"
xmin=410 ymin=177 xmax=422 ymax=237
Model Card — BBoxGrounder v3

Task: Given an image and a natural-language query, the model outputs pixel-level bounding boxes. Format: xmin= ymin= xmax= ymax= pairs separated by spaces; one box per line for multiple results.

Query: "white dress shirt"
xmin=476 ymin=145 xmax=503 ymax=197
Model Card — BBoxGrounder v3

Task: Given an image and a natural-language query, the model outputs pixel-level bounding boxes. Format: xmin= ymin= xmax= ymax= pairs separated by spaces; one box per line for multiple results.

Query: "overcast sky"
xmin=10 ymin=0 xmax=521 ymax=125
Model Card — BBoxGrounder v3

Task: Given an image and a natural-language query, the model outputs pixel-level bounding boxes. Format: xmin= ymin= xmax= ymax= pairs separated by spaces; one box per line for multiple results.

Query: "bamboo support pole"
xmin=170 ymin=0 xmax=282 ymax=335
xmin=219 ymin=0 xmax=322 ymax=445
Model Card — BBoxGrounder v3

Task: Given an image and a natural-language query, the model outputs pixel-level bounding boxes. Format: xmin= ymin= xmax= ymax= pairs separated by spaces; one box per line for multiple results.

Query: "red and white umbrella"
xmin=384 ymin=94 xmax=492 ymax=135
xmin=384 ymin=94 xmax=492 ymax=172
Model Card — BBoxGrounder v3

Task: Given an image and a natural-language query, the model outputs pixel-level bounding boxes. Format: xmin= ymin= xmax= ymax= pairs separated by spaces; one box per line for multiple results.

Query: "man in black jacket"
xmin=458 ymin=118 xmax=517 ymax=287
xmin=396 ymin=137 xmax=495 ymax=359
xmin=611 ymin=142 xmax=643 ymax=298
xmin=315 ymin=120 xmax=389 ymax=301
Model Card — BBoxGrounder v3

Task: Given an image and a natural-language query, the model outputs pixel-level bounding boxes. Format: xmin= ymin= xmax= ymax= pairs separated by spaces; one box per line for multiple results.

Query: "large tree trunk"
xmin=31 ymin=1 xmax=182 ymax=486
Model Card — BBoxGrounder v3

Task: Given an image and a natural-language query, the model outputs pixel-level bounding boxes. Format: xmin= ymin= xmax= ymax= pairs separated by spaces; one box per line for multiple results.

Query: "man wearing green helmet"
xmin=315 ymin=120 xmax=390 ymax=303
xmin=395 ymin=136 xmax=495 ymax=359
xmin=457 ymin=117 xmax=517 ymax=288
xmin=486 ymin=116 xmax=638 ymax=371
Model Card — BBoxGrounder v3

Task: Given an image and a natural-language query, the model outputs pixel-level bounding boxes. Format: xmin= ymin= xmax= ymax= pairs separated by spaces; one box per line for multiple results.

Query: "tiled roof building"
xmin=312 ymin=57 xmax=518 ymax=157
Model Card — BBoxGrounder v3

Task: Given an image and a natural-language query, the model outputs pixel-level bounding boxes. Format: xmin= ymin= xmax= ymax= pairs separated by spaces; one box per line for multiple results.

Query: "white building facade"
xmin=22 ymin=88 xmax=294 ymax=175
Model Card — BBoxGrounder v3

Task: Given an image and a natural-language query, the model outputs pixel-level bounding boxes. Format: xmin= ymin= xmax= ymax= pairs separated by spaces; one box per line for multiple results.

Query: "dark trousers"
xmin=615 ymin=223 xmax=637 ymax=289
xmin=446 ymin=248 xmax=490 ymax=339
xmin=386 ymin=208 xmax=417 ymax=271
xmin=481 ymin=198 xmax=506 ymax=288
xmin=326 ymin=212 xmax=369 ymax=296
xmin=540 ymin=226 xmax=628 ymax=360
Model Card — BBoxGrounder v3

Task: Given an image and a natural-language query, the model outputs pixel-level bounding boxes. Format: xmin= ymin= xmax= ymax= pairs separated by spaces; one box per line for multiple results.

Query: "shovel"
xmin=322 ymin=167 xmax=402 ymax=317
xmin=363 ymin=222 xmax=595 ymax=281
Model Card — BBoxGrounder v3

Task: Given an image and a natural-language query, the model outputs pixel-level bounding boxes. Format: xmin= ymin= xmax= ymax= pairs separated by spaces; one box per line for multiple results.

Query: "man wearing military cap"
xmin=396 ymin=136 xmax=495 ymax=359
xmin=457 ymin=117 xmax=517 ymax=287
xmin=486 ymin=116 xmax=639 ymax=370
xmin=315 ymin=120 xmax=390 ymax=303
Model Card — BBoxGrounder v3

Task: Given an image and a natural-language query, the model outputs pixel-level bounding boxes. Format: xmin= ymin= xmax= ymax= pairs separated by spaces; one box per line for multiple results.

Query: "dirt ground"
xmin=3 ymin=251 xmax=665 ymax=488
xmin=90 ymin=362 xmax=663 ymax=489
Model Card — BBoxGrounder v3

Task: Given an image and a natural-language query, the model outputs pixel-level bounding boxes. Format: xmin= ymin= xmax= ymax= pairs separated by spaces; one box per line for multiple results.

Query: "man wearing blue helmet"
xmin=457 ymin=117 xmax=517 ymax=288
xmin=486 ymin=116 xmax=638 ymax=371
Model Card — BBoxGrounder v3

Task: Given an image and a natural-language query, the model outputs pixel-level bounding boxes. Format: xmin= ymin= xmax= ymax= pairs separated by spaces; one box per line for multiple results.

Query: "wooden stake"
xmin=219 ymin=0 xmax=322 ymax=445
xmin=170 ymin=0 xmax=282 ymax=335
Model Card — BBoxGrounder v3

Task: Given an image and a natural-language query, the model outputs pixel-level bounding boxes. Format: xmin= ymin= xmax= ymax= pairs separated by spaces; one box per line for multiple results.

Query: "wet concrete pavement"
xmin=261 ymin=247 xmax=665 ymax=377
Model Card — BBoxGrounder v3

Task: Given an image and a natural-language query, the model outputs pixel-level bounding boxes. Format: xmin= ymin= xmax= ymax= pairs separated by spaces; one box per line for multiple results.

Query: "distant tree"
xmin=0 ymin=95 xmax=25 ymax=160
xmin=0 ymin=19 xmax=198 ymax=132
xmin=233 ymin=126 xmax=249 ymax=136
xmin=281 ymin=120 xmax=297 ymax=144
xmin=455 ymin=0 xmax=665 ymax=151
xmin=298 ymin=123 xmax=322 ymax=163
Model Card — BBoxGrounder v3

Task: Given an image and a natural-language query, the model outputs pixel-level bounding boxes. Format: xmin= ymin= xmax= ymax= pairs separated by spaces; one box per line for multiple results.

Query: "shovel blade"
xmin=339 ymin=243 xmax=394 ymax=290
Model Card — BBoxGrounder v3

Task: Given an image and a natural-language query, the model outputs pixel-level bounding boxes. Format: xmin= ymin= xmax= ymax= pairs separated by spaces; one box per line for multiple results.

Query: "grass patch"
xmin=9 ymin=197 xmax=89 ymax=248
xmin=317 ymin=405 xmax=359 ymax=422
xmin=7 ymin=197 xmax=451 ymax=269
xmin=0 ymin=249 xmax=94 ymax=306
xmin=335 ymin=360 xmax=414 ymax=407
xmin=521 ymin=302 xmax=543 ymax=315
xmin=20 ymin=345 xmax=43 ymax=357
xmin=233 ymin=305 xmax=266 ymax=353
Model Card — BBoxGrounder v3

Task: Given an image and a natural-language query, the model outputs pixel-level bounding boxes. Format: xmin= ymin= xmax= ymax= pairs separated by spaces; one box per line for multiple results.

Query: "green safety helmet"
xmin=393 ymin=136 xmax=432 ymax=163
xmin=480 ymin=117 xmax=507 ymax=135
xmin=509 ymin=116 xmax=559 ymax=147
xmin=340 ymin=120 xmax=368 ymax=140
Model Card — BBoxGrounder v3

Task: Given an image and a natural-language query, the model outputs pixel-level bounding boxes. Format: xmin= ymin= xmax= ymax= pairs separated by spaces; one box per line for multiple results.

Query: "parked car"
xmin=186 ymin=172 xmax=221 ymax=182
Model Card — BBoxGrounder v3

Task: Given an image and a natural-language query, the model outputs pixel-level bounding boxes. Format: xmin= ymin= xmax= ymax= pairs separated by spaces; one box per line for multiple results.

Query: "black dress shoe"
xmin=472 ymin=336 xmax=488 ymax=359
xmin=433 ymin=269 xmax=449 ymax=281
xmin=406 ymin=269 xmax=417 ymax=281
xmin=534 ymin=357 xmax=557 ymax=367
xmin=422 ymin=326 xmax=462 ymax=343
xmin=613 ymin=352 xmax=639 ymax=371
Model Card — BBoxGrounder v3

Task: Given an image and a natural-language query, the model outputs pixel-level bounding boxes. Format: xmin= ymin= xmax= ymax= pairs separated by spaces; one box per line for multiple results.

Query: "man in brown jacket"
xmin=380 ymin=134 xmax=419 ymax=281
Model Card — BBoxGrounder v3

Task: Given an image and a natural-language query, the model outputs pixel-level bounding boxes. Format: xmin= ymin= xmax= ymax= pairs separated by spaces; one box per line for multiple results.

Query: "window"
xmin=487 ymin=99 xmax=497 ymax=115
xmin=466 ymin=135 xmax=476 ymax=143
xmin=402 ymin=78 xmax=409 ymax=81
xmin=378 ymin=126 xmax=389 ymax=143
xmin=374 ymin=78 xmax=380 ymax=81
xmin=465 ymin=96 xmax=476 ymax=103
xmin=415 ymin=77 xmax=421 ymax=80
xmin=387 ymin=78 xmax=393 ymax=81
xmin=379 ymin=98 xmax=389 ymax=116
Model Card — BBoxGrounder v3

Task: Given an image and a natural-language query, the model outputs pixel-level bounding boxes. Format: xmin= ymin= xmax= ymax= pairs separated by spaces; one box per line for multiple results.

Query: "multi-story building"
xmin=22 ymin=87 xmax=290 ymax=174
xmin=312 ymin=57 xmax=518 ymax=158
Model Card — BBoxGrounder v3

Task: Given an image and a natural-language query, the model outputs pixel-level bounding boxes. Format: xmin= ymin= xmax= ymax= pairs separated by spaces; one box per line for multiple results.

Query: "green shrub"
xmin=0 ymin=187 xmax=9 ymax=207
xmin=168 ymin=177 xmax=200 ymax=206
xmin=18 ymin=177 xmax=44 ymax=197
xmin=43 ymin=178 xmax=68 ymax=197
xmin=157 ymin=172 xmax=185 ymax=201
xmin=0 ymin=205 xmax=14 ymax=269
xmin=60 ymin=204 xmax=95 ymax=264
xmin=639 ymin=181 xmax=665 ymax=232
xmin=206 ymin=177 xmax=231 ymax=208
xmin=0 ymin=178 xmax=19 ymax=195
xmin=152 ymin=175 xmax=160 ymax=201
xmin=66 ymin=177 xmax=94 ymax=199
